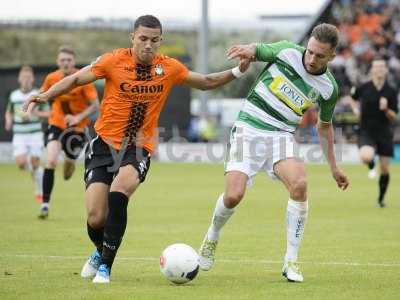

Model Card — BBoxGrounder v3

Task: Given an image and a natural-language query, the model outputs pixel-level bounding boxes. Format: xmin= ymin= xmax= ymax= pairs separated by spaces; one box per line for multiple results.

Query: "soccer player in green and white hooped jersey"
xmin=5 ymin=66 xmax=48 ymax=202
xmin=198 ymin=23 xmax=350 ymax=282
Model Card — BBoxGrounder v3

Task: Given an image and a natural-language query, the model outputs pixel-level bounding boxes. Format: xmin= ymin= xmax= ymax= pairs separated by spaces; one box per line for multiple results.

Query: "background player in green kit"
xmin=5 ymin=65 xmax=48 ymax=202
xmin=198 ymin=23 xmax=349 ymax=282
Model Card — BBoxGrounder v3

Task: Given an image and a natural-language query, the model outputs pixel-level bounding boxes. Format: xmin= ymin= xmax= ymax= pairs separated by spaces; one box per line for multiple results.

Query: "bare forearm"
xmin=198 ymin=70 xmax=236 ymax=91
xmin=5 ymin=111 xmax=13 ymax=130
xmin=5 ymin=111 xmax=12 ymax=123
xmin=185 ymin=57 xmax=250 ymax=91
xmin=317 ymin=122 xmax=337 ymax=171
xmin=43 ymin=76 xmax=79 ymax=100
xmin=78 ymin=100 xmax=99 ymax=120
xmin=41 ymin=67 xmax=97 ymax=102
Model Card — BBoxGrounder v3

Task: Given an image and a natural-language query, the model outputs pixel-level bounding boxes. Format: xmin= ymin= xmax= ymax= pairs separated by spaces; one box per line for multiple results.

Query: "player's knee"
xmin=16 ymin=159 xmax=28 ymax=170
xmin=224 ymin=189 xmax=245 ymax=208
xmin=87 ymin=210 xmax=106 ymax=228
xmin=360 ymin=154 xmax=372 ymax=164
xmin=17 ymin=162 xmax=27 ymax=170
xmin=46 ymin=159 xmax=57 ymax=169
xmin=359 ymin=148 xmax=374 ymax=163
xmin=31 ymin=158 xmax=40 ymax=169
xmin=111 ymin=176 xmax=139 ymax=197
xmin=380 ymin=166 xmax=390 ymax=175
xmin=16 ymin=157 xmax=27 ymax=170
xmin=290 ymin=177 xmax=307 ymax=200
xmin=111 ymin=181 xmax=137 ymax=197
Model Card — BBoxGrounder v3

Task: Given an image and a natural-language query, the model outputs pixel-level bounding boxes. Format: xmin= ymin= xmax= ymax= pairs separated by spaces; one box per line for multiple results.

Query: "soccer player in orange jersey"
xmin=38 ymin=46 xmax=99 ymax=219
xmin=25 ymin=15 xmax=250 ymax=283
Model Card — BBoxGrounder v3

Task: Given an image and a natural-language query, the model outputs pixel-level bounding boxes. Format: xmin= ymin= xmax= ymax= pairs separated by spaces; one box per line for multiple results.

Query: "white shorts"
xmin=12 ymin=132 xmax=44 ymax=158
xmin=225 ymin=123 xmax=298 ymax=186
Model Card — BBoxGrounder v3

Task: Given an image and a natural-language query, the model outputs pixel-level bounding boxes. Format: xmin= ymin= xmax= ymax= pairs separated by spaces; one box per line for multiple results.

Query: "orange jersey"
xmin=42 ymin=70 xmax=98 ymax=130
xmin=91 ymin=48 xmax=189 ymax=153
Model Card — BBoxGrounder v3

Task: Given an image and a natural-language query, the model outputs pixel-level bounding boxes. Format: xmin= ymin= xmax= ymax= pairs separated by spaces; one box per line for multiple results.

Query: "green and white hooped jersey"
xmin=237 ymin=40 xmax=338 ymax=133
xmin=7 ymin=88 xmax=44 ymax=134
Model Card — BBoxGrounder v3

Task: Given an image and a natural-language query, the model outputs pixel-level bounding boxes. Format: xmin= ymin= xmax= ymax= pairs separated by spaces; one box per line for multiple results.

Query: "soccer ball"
xmin=160 ymin=243 xmax=200 ymax=284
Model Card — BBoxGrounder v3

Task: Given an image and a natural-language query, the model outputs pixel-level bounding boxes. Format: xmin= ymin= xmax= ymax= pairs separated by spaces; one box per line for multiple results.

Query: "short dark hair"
xmin=134 ymin=15 xmax=162 ymax=34
xmin=310 ymin=23 xmax=339 ymax=49
xmin=58 ymin=46 xmax=75 ymax=56
xmin=371 ymin=57 xmax=388 ymax=70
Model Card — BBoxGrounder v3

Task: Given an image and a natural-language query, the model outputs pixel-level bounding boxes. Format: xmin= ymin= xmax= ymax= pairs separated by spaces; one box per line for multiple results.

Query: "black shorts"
xmin=84 ymin=135 xmax=151 ymax=188
xmin=358 ymin=131 xmax=394 ymax=157
xmin=44 ymin=125 xmax=87 ymax=160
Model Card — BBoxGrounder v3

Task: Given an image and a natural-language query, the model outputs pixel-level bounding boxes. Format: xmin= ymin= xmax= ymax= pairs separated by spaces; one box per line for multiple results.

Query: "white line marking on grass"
xmin=2 ymin=254 xmax=400 ymax=268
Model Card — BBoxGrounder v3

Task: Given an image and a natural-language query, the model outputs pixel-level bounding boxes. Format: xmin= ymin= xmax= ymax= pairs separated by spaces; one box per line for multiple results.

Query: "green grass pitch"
xmin=1 ymin=162 xmax=399 ymax=299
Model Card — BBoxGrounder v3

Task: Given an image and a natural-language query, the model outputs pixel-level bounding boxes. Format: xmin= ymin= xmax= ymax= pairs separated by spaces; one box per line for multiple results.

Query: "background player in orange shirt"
xmin=25 ymin=15 xmax=250 ymax=283
xmin=38 ymin=46 xmax=99 ymax=219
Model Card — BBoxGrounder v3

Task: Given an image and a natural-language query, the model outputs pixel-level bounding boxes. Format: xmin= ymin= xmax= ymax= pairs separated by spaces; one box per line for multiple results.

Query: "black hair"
xmin=134 ymin=15 xmax=162 ymax=34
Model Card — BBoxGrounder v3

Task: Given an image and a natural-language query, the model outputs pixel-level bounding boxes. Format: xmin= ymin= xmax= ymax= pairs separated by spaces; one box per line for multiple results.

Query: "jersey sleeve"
xmin=255 ymin=40 xmax=296 ymax=63
xmin=41 ymin=74 xmax=53 ymax=92
xmin=319 ymin=82 xmax=338 ymax=123
xmin=90 ymin=52 xmax=115 ymax=79
xmin=170 ymin=58 xmax=189 ymax=85
xmin=82 ymin=83 xmax=98 ymax=102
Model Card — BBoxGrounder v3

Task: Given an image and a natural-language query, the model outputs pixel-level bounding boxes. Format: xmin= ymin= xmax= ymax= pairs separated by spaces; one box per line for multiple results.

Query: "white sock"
xmin=41 ymin=202 xmax=49 ymax=209
xmin=285 ymin=198 xmax=308 ymax=262
xmin=32 ymin=167 xmax=44 ymax=194
xmin=207 ymin=194 xmax=235 ymax=241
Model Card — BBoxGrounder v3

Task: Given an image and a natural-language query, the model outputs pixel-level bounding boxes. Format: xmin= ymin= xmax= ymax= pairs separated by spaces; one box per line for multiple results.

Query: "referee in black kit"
xmin=350 ymin=58 xmax=398 ymax=207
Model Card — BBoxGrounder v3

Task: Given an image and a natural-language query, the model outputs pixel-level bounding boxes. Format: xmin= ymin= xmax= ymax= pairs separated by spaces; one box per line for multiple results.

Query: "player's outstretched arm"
xmin=23 ymin=66 xmax=97 ymax=113
xmin=183 ymin=58 xmax=250 ymax=91
xmin=228 ymin=41 xmax=294 ymax=63
xmin=317 ymin=120 xmax=349 ymax=190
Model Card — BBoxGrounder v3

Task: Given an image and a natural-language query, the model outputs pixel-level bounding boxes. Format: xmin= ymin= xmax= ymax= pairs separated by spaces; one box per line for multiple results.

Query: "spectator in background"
xmin=329 ymin=0 xmax=400 ymax=88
